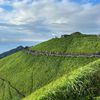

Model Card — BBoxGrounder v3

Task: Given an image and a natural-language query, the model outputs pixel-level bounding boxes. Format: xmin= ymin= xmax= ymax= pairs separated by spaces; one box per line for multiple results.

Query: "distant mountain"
xmin=0 ymin=46 xmax=24 ymax=59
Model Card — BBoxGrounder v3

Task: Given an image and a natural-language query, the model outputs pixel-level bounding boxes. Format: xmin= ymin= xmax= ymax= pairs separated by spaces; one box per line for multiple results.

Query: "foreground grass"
xmin=94 ymin=96 xmax=100 ymax=100
xmin=23 ymin=59 xmax=100 ymax=100
xmin=0 ymin=50 xmax=98 ymax=100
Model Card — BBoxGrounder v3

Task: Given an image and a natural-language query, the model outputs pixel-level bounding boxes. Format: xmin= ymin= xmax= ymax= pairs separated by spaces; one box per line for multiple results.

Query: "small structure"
xmin=61 ymin=34 xmax=69 ymax=38
xmin=70 ymin=32 xmax=83 ymax=36
xmin=61 ymin=32 xmax=83 ymax=38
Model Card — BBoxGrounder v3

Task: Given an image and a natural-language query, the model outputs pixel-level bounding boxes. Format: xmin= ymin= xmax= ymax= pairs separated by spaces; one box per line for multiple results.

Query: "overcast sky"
xmin=0 ymin=0 xmax=100 ymax=42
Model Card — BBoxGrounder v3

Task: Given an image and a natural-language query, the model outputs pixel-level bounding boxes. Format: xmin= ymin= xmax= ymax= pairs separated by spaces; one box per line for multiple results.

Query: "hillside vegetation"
xmin=23 ymin=59 xmax=100 ymax=100
xmin=0 ymin=51 xmax=98 ymax=100
xmin=0 ymin=33 xmax=99 ymax=100
xmin=31 ymin=35 xmax=100 ymax=53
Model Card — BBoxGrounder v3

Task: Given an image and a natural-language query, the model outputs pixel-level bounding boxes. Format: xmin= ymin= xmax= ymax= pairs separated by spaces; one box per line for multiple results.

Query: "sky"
xmin=0 ymin=0 xmax=100 ymax=45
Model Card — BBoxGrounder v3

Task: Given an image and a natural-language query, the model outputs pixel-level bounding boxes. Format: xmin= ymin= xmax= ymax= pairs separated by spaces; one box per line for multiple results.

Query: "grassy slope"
xmin=23 ymin=59 xmax=100 ymax=100
xmin=0 ymin=50 xmax=98 ymax=100
xmin=95 ymin=97 xmax=100 ymax=100
xmin=0 ymin=79 xmax=22 ymax=100
xmin=0 ymin=35 xmax=99 ymax=100
xmin=31 ymin=35 xmax=100 ymax=53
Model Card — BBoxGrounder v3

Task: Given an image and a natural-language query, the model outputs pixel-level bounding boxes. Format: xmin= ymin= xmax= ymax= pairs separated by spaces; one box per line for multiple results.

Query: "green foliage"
xmin=31 ymin=35 xmax=100 ymax=53
xmin=0 ymin=79 xmax=22 ymax=100
xmin=23 ymin=59 xmax=100 ymax=100
xmin=0 ymin=51 xmax=98 ymax=100
xmin=0 ymin=34 xmax=100 ymax=100
xmin=94 ymin=96 xmax=100 ymax=100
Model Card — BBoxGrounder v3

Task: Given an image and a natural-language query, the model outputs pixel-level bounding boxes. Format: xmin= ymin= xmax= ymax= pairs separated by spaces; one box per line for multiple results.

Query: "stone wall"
xmin=25 ymin=49 xmax=100 ymax=58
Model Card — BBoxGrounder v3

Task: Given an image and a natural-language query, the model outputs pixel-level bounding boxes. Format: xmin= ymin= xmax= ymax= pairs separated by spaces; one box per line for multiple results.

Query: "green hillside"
xmin=31 ymin=35 xmax=100 ymax=53
xmin=23 ymin=59 xmax=100 ymax=100
xmin=0 ymin=51 xmax=98 ymax=100
xmin=0 ymin=34 xmax=100 ymax=100
xmin=94 ymin=96 xmax=100 ymax=100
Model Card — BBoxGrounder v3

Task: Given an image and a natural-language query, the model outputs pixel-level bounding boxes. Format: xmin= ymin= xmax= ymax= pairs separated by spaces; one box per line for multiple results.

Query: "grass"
xmin=0 ymin=79 xmax=22 ymax=100
xmin=0 ymin=50 xmax=98 ymax=100
xmin=23 ymin=59 xmax=100 ymax=100
xmin=0 ymin=34 xmax=100 ymax=100
xmin=94 ymin=97 xmax=100 ymax=100
xmin=31 ymin=35 xmax=100 ymax=53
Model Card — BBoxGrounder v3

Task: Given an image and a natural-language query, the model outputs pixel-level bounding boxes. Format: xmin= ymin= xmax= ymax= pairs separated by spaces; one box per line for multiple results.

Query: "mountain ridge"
xmin=0 ymin=46 xmax=24 ymax=59
xmin=0 ymin=33 xmax=100 ymax=100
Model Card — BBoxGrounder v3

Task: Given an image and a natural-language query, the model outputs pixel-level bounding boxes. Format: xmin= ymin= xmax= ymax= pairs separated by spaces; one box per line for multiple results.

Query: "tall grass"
xmin=0 ymin=51 xmax=98 ymax=100
xmin=23 ymin=59 xmax=100 ymax=100
xmin=0 ymin=34 xmax=100 ymax=100
xmin=94 ymin=96 xmax=100 ymax=100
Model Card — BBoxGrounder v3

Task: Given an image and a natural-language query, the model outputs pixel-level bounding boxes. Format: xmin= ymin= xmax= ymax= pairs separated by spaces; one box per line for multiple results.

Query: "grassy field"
xmin=94 ymin=96 xmax=100 ymax=100
xmin=0 ymin=51 xmax=98 ymax=100
xmin=31 ymin=35 xmax=100 ymax=54
xmin=0 ymin=34 xmax=100 ymax=100
xmin=23 ymin=59 xmax=100 ymax=100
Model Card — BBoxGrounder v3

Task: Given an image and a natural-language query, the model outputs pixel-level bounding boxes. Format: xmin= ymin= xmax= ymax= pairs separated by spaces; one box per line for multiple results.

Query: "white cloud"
xmin=0 ymin=7 xmax=4 ymax=12
xmin=0 ymin=0 xmax=100 ymax=42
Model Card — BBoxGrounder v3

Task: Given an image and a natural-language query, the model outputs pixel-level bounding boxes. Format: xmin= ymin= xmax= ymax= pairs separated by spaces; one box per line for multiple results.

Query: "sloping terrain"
xmin=0 ymin=78 xmax=24 ymax=100
xmin=31 ymin=35 xmax=100 ymax=53
xmin=0 ymin=51 xmax=98 ymax=100
xmin=0 ymin=34 xmax=100 ymax=100
xmin=23 ymin=59 xmax=100 ymax=100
